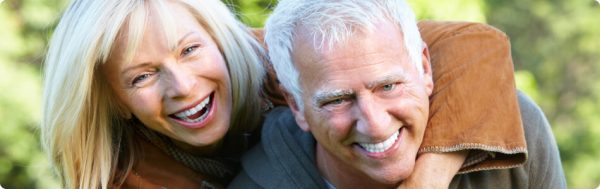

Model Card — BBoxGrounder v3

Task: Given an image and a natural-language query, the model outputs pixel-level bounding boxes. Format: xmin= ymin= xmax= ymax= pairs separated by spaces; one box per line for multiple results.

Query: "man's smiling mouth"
xmin=356 ymin=129 xmax=402 ymax=154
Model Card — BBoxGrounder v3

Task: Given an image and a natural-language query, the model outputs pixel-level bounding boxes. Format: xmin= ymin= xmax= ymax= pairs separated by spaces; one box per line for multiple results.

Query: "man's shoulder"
xmin=261 ymin=106 xmax=299 ymax=134
xmin=229 ymin=142 xmax=284 ymax=188
xmin=230 ymin=106 xmax=327 ymax=189
xmin=517 ymin=91 xmax=567 ymax=189
xmin=229 ymin=107 xmax=297 ymax=188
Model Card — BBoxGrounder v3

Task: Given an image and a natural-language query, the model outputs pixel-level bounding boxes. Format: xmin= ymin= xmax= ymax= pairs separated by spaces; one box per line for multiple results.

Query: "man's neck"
xmin=315 ymin=144 xmax=394 ymax=189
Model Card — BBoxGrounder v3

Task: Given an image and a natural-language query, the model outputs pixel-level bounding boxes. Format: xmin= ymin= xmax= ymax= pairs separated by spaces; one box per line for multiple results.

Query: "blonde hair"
xmin=41 ymin=0 xmax=265 ymax=188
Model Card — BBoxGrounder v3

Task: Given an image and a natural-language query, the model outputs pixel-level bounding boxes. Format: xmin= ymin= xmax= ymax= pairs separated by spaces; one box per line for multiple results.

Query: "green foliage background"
xmin=0 ymin=0 xmax=598 ymax=188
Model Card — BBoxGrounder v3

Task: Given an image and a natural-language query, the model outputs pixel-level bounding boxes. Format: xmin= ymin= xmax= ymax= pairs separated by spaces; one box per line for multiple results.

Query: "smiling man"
xmin=288 ymin=19 xmax=433 ymax=187
xmin=230 ymin=0 xmax=566 ymax=188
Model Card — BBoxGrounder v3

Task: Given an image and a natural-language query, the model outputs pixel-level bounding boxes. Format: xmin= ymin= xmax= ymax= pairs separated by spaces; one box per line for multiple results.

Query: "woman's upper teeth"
xmin=174 ymin=96 xmax=210 ymax=118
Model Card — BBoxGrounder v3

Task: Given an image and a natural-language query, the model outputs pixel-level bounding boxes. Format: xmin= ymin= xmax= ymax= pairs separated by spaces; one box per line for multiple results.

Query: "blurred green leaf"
xmin=0 ymin=0 xmax=61 ymax=188
xmin=514 ymin=70 xmax=540 ymax=102
xmin=408 ymin=0 xmax=486 ymax=22
xmin=483 ymin=0 xmax=600 ymax=188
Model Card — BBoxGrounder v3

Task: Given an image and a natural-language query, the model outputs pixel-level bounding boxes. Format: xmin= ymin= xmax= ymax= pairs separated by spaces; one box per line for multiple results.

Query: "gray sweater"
xmin=229 ymin=92 xmax=567 ymax=189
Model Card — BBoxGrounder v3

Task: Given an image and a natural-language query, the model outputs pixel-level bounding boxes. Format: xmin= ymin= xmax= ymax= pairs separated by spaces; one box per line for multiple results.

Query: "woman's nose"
xmin=164 ymin=64 xmax=195 ymax=98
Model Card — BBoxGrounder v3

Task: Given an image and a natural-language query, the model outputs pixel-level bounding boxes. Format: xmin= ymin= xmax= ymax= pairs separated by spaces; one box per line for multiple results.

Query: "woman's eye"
xmin=181 ymin=45 xmax=199 ymax=56
xmin=132 ymin=73 xmax=151 ymax=86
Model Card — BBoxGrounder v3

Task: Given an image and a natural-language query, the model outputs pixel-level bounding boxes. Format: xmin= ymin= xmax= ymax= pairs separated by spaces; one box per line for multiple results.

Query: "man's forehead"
xmin=292 ymin=25 xmax=407 ymax=66
xmin=293 ymin=20 xmax=402 ymax=50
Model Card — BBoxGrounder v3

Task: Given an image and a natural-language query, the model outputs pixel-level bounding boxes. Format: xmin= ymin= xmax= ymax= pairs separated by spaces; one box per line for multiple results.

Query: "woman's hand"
xmin=397 ymin=151 xmax=468 ymax=189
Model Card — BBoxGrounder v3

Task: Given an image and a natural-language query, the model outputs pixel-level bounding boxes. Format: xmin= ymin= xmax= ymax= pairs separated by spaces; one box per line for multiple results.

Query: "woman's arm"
xmin=397 ymin=151 xmax=468 ymax=189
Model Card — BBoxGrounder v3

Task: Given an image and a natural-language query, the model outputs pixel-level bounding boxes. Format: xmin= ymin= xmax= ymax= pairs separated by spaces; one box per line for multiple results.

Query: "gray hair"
xmin=264 ymin=0 xmax=423 ymax=110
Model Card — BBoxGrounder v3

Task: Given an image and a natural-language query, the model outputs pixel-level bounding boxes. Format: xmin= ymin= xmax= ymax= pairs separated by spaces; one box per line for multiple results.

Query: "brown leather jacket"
xmin=115 ymin=21 xmax=526 ymax=188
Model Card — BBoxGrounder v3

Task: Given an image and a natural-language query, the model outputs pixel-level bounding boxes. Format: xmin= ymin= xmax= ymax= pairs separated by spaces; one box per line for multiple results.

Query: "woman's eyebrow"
xmin=121 ymin=62 xmax=152 ymax=76
xmin=171 ymin=31 xmax=202 ymax=52
xmin=177 ymin=31 xmax=196 ymax=45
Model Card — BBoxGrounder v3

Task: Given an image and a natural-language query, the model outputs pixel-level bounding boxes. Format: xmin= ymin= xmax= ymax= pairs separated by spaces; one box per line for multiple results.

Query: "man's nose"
xmin=355 ymin=96 xmax=392 ymax=138
xmin=164 ymin=64 xmax=195 ymax=98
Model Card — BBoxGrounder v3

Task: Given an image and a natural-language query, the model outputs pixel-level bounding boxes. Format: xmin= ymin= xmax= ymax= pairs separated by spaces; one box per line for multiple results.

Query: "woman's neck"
xmin=172 ymin=138 xmax=224 ymax=157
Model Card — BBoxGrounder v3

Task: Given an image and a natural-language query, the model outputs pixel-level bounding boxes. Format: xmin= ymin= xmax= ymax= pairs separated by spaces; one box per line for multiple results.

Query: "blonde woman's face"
xmin=102 ymin=2 xmax=232 ymax=153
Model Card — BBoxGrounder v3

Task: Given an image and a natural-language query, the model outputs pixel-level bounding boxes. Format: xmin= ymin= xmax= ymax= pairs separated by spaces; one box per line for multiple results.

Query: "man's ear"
xmin=420 ymin=43 xmax=434 ymax=96
xmin=280 ymin=85 xmax=311 ymax=132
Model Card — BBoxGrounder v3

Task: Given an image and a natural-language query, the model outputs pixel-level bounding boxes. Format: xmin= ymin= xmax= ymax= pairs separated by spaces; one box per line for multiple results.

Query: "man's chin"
xmin=371 ymin=162 xmax=415 ymax=187
xmin=367 ymin=164 xmax=415 ymax=187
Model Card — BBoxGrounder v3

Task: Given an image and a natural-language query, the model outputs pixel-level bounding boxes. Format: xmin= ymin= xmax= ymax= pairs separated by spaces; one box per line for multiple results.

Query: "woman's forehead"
xmin=110 ymin=0 xmax=185 ymax=65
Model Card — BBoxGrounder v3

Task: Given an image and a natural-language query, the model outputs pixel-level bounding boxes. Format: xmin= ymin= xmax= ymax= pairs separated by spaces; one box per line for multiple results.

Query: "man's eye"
xmin=320 ymin=98 xmax=351 ymax=112
xmin=322 ymin=98 xmax=348 ymax=107
xmin=328 ymin=99 xmax=344 ymax=105
xmin=181 ymin=45 xmax=199 ymax=56
xmin=382 ymin=83 xmax=397 ymax=91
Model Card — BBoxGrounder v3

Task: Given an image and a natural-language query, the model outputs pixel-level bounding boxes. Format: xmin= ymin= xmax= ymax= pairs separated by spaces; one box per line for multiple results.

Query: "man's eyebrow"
xmin=312 ymin=89 xmax=355 ymax=106
xmin=365 ymin=74 xmax=406 ymax=89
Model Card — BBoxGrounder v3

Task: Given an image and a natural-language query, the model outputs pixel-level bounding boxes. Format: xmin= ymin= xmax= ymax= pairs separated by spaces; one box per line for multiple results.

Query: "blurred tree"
xmin=408 ymin=0 xmax=487 ymax=22
xmin=483 ymin=1 xmax=600 ymax=188
xmin=0 ymin=0 xmax=67 ymax=188
xmin=224 ymin=0 xmax=275 ymax=27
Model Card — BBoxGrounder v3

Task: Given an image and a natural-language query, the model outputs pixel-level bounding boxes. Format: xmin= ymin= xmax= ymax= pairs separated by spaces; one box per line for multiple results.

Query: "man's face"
xmin=289 ymin=22 xmax=434 ymax=186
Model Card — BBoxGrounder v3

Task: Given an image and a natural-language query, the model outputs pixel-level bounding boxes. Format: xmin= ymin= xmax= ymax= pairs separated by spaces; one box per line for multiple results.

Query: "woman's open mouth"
xmin=169 ymin=92 xmax=215 ymax=128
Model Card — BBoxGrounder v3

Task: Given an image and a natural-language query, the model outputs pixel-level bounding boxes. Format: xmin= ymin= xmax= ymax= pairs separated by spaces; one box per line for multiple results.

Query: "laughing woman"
xmin=41 ymin=0 xmax=265 ymax=188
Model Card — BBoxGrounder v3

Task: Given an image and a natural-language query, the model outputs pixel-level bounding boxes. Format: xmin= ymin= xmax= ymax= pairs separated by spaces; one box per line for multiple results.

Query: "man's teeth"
xmin=359 ymin=131 xmax=399 ymax=153
xmin=173 ymin=96 xmax=211 ymax=122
